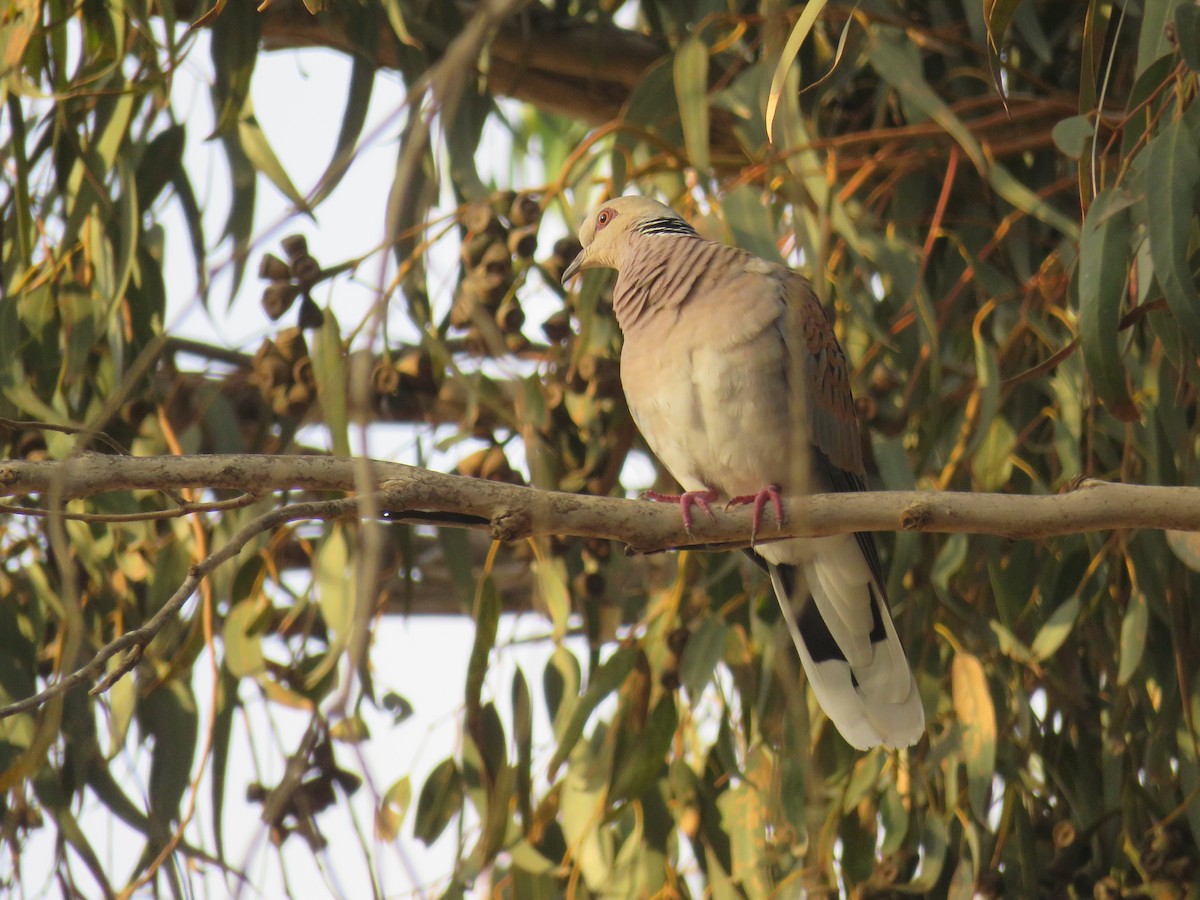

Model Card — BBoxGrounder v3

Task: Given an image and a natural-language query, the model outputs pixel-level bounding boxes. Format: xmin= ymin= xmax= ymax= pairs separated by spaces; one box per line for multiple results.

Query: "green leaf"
xmin=208 ymin=0 xmax=260 ymax=136
xmin=238 ymin=108 xmax=311 ymax=214
xmin=1078 ymin=188 xmax=1138 ymax=420
xmin=721 ymin=185 xmax=783 ymax=263
xmin=436 ymin=527 xmax=476 ymax=607
xmin=1166 ymin=530 xmax=1200 ymax=571
xmin=1136 ymin=1 xmax=1184 ymax=74
xmin=310 ymin=30 xmax=376 ymax=208
xmin=907 ymin=816 xmax=949 ymax=891
xmin=512 ymin=668 xmax=533 ymax=828
xmin=868 ymin=28 xmax=1078 ymax=238
xmin=560 ymin=737 xmax=614 ymax=890
xmin=465 ymin=576 xmax=501 ymax=726
xmin=311 ymin=309 xmax=350 ymax=457
xmin=210 ymin=666 xmax=238 ymax=862
xmin=414 ymin=757 xmax=463 ymax=845
xmin=984 ymin=0 xmax=1022 ymax=51
xmin=973 ymin=416 xmax=1016 ymax=491
xmin=544 ymin=645 xmax=580 ymax=730
xmin=1051 ymin=114 xmax=1093 ymax=160
xmin=952 ymin=651 xmax=996 ymax=823
xmin=376 ymin=776 xmax=411 ymax=841
xmin=1178 ymin=2 xmax=1200 ymax=71
xmin=316 ymin=524 xmax=355 ymax=649
xmin=1145 ymin=117 xmax=1200 ymax=350
xmin=3 ymin=94 xmax=34 ymax=269
xmin=610 ymin=695 xmax=677 ymax=802
xmin=380 ymin=0 xmax=418 ymax=46
xmin=135 ymin=124 xmax=186 ymax=207
xmin=547 ymin=645 xmax=639 ymax=777
xmin=679 ymin=616 xmax=726 ymax=696
xmin=533 ymin=557 xmax=571 ymax=641
xmin=717 ymin=782 xmax=769 ymax=897
xmin=217 ymin=134 xmax=256 ymax=305
xmin=674 ymin=35 xmax=710 ymax=171
xmin=931 ymin=533 xmax=968 ymax=600
xmin=222 ymin=599 xmax=266 ymax=677
xmin=1117 ymin=589 xmax=1149 ymax=687
xmin=140 ymin=679 xmax=199 ymax=837
xmin=1030 ymin=595 xmax=1081 ymax=662
xmin=765 ymin=0 xmax=830 ymax=142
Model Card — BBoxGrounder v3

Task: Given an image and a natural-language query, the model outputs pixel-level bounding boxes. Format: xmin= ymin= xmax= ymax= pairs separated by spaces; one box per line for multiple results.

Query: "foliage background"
xmin=3 ymin=0 xmax=1200 ymax=896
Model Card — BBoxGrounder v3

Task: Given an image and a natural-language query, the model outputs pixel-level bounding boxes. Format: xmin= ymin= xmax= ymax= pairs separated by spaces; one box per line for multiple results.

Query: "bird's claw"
xmin=725 ymin=484 xmax=785 ymax=544
xmin=642 ymin=488 xmax=718 ymax=533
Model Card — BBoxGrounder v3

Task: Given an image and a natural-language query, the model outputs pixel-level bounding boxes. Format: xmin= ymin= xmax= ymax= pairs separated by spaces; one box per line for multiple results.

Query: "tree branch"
xmin=2 ymin=455 xmax=1199 ymax=549
xmin=3 ymin=454 xmax=1198 ymax=719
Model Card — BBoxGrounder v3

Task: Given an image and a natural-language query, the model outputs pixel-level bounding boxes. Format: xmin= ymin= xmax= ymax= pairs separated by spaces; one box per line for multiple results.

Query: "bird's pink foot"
xmin=642 ymin=488 xmax=718 ymax=533
xmin=726 ymin=484 xmax=785 ymax=543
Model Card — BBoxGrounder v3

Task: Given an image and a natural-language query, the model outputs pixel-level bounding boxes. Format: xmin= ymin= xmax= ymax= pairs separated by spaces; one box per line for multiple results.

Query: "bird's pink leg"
xmin=725 ymin=484 xmax=785 ymax=543
xmin=641 ymin=488 xmax=718 ymax=532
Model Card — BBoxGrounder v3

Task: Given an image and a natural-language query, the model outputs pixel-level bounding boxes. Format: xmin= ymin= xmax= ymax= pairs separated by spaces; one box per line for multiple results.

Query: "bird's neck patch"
xmin=634 ymin=216 xmax=699 ymax=237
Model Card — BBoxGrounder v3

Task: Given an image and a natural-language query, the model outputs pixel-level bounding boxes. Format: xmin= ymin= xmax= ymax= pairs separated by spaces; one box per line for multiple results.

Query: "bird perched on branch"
xmin=561 ymin=196 xmax=924 ymax=749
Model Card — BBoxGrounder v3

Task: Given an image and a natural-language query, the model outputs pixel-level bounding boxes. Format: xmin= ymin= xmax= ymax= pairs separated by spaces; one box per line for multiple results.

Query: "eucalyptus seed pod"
xmin=280 ymin=234 xmax=309 ymax=263
xmin=259 ymin=253 xmax=291 ymax=281
xmin=489 ymin=190 xmax=517 ymax=218
xmin=508 ymin=192 xmax=541 ymax=228
xmin=292 ymin=356 xmax=315 ymax=389
xmin=449 ymin=287 xmax=478 ymax=329
xmin=13 ymin=431 xmax=47 ymax=461
xmin=270 ymin=385 xmax=293 ymax=417
xmin=460 ymin=202 xmax=502 ymax=236
xmin=494 ymin=298 xmax=525 ymax=334
xmin=119 ymin=398 xmax=153 ymax=426
xmin=396 ymin=349 xmax=435 ymax=392
xmin=252 ymin=340 xmax=291 ymax=389
xmin=459 ymin=264 xmax=509 ymax=311
xmin=262 ymin=281 xmax=301 ymax=320
xmin=479 ymin=241 xmax=513 ymax=281
xmin=870 ymin=363 xmax=899 ymax=395
xmin=274 ymin=327 xmax=308 ymax=363
xmin=479 ymin=446 xmax=522 ymax=484
xmin=285 ymin=381 xmax=313 ymax=413
xmin=507 ymin=225 xmax=538 ymax=259
xmin=372 ymin=361 xmax=401 ymax=395
xmin=291 ymin=254 xmax=320 ymax=285
xmin=546 ymin=236 xmax=583 ymax=283
xmin=542 ymin=308 xmax=572 ymax=343
xmin=540 ymin=380 xmax=564 ymax=410
xmin=462 ymin=232 xmax=499 ymax=269
xmin=462 ymin=327 xmax=488 ymax=356
xmin=456 ymin=447 xmax=489 ymax=478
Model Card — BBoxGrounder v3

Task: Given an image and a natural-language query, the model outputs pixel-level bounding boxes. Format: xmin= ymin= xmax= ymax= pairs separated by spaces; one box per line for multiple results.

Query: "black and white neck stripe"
xmin=635 ymin=216 xmax=699 ymax=237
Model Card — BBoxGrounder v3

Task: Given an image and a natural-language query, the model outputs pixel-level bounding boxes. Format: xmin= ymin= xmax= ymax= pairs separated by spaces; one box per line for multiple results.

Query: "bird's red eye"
xmin=596 ymin=207 xmax=616 ymax=230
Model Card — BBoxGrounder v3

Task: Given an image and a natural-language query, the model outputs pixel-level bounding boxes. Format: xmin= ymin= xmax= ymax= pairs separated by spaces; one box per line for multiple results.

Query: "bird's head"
xmin=561 ymin=196 xmax=697 ymax=283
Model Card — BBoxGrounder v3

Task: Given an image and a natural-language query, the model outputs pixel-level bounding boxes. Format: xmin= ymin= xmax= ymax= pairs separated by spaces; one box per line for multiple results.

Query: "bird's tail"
xmin=768 ymin=557 xmax=924 ymax=750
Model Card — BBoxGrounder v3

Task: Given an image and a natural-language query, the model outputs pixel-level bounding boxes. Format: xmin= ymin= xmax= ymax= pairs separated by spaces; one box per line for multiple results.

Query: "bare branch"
xmin=0 ymin=455 xmax=1198 ymax=550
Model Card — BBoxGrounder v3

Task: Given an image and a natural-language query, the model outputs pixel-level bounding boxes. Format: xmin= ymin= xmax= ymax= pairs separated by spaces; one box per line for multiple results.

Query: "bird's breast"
xmin=620 ymin=317 xmax=812 ymax=498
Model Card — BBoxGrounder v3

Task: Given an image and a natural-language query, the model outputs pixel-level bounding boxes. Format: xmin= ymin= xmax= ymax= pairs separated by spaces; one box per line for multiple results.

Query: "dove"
xmin=561 ymin=196 xmax=924 ymax=749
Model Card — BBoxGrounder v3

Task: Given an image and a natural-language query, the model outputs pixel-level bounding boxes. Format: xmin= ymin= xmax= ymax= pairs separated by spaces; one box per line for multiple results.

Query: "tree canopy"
xmin=3 ymin=0 xmax=1200 ymax=896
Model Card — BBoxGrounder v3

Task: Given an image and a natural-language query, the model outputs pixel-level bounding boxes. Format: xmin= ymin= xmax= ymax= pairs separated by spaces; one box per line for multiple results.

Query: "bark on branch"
xmin=2 ymin=454 xmax=1199 ymax=548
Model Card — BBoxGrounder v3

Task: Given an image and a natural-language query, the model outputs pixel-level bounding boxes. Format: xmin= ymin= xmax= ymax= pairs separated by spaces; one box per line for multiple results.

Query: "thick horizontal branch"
xmin=2 ymin=455 xmax=1200 ymax=547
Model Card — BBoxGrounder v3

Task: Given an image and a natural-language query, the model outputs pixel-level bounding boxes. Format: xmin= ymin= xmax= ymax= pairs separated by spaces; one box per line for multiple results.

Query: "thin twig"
xmin=0 ymin=491 xmax=263 ymax=523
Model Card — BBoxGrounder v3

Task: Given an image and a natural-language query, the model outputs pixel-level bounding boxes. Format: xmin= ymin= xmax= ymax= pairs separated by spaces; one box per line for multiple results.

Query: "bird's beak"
xmin=561 ymin=252 xmax=584 ymax=285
